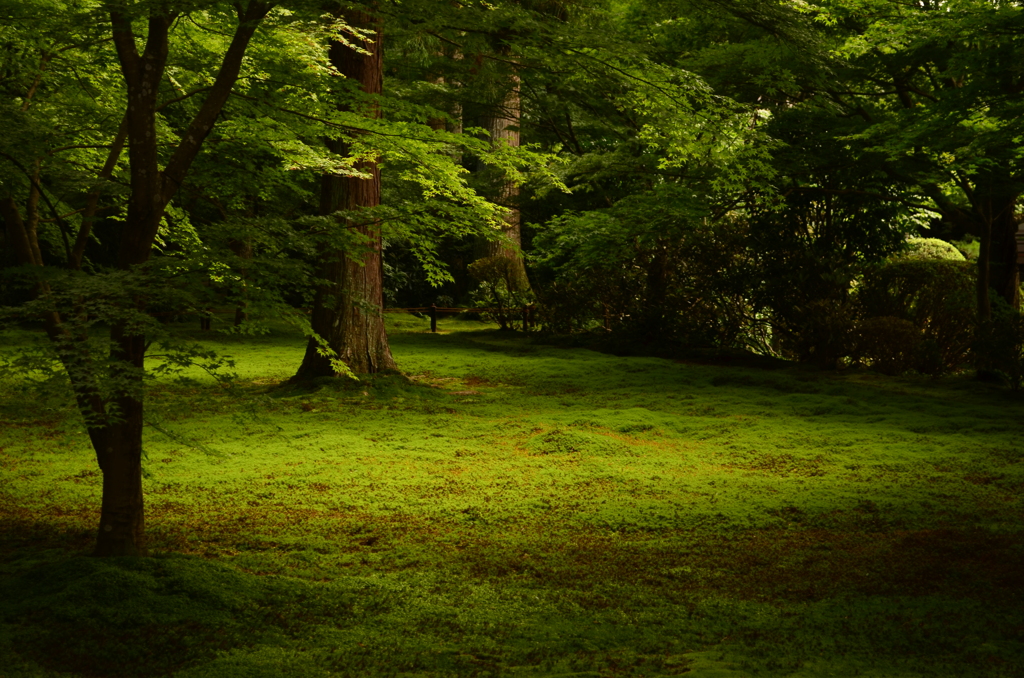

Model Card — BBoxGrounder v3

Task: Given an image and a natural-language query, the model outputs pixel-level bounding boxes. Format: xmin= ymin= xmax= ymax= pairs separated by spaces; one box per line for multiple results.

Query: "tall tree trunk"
xmin=294 ymin=9 xmax=396 ymax=379
xmin=972 ymin=178 xmax=1019 ymax=321
xmin=476 ymin=61 xmax=529 ymax=291
xmin=985 ymin=194 xmax=1019 ymax=311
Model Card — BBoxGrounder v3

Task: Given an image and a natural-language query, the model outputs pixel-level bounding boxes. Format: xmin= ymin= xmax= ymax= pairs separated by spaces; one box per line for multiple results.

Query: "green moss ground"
xmin=1 ymin=316 xmax=1023 ymax=677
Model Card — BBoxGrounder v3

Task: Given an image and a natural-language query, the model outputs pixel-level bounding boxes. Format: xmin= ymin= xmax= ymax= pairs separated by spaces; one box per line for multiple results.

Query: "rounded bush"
xmin=899 ymin=237 xmax=966 ymax=262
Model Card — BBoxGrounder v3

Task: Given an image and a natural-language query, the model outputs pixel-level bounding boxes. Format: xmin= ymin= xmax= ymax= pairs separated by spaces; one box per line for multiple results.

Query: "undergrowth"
xmin=1 ymin=315 xmax=1023 ymax=677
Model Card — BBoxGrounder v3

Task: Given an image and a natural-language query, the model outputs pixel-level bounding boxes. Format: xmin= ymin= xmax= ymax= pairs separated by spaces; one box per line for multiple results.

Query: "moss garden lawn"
xmin=2 ymin=317 xmax=1024 ymax=678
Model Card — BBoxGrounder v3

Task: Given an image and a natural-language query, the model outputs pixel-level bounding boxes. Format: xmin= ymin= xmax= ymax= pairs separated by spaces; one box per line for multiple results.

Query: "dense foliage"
xmin=518 ymin=0 xmax=1024 ymax=375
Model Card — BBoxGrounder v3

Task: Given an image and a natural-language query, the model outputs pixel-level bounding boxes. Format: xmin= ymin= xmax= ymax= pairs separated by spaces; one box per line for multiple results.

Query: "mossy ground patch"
xmin=2 ymin=316 xmax=1023 ymax=676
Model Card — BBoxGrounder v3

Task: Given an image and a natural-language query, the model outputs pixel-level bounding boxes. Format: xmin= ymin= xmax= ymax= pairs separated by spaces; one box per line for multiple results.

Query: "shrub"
xmin=855 ymin=259 xmax=975 ymax=374
xmin=975 ymin=300 xmax=1024 ymax=390
xmin=852 ymin=316 xmax=922 ymax=375
xmin=530 ymin=194 xmax=754 ymax=348
xmin=899 ymin=237 xmax=966 ymax=262
xmin=468 ymin=256 xmax=533 ymax=330
xmin=746 ymin=193 xmax=907 ymax=365
xmin=532 ymin=280 xmax=603 ymax=334
xmin=768 ymin=296 xmax=859 ymax=367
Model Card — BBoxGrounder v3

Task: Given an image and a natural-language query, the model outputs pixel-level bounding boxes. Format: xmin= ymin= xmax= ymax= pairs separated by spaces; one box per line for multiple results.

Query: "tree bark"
xmin=476 ymin=60 xmax=529 ymax=291
xmin=93 ymin=331 xmax=147 ymax=557
xmin=294 ymin=9 xmax=396 ymax=379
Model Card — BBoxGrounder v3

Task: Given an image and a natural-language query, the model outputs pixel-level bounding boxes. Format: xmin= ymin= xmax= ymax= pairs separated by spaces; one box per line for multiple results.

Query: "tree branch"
xmin=156 ymin=86 xmax=213 ymax=112
xmin=20 ymin=52 xmax=52 ymax=111
xmin=783 ymin=185 xmax=943 ymax=214
xmin=73 ymin=112 xmax=129 ymax=269
xmin=228 ymin=91 xmax=446 ymax=142
xmin=160 ymin=1 xmax=274 ymax=203
xmin=0 ymin=151 xmax=76 ymax=263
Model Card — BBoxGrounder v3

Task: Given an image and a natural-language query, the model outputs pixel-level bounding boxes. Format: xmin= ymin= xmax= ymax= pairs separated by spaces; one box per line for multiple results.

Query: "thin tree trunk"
xmin=3 ymin=178 xmax=142 ymax=554
xmin=428 ymin=51 xmax=463 ymax=138
xmin=427 ymin=71 xmax=449 ymax=132
xmin=645 ymin=247 xmax=669 ymax=332
xmin=230 ymin=236 xmax=253 ymax=326
xmin=295 ymin=9 xmax=396 ymax=379
xmin=0 ymin=2 xmax=269 ymax=559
